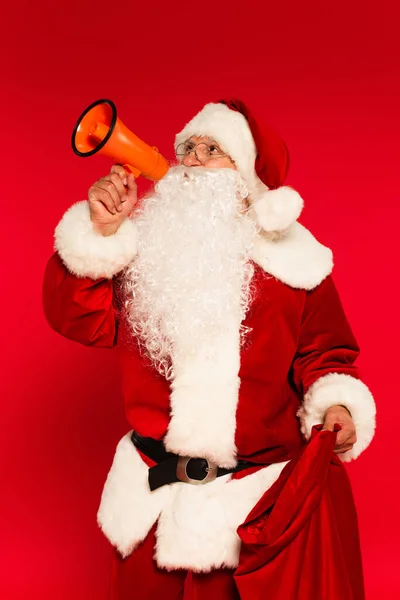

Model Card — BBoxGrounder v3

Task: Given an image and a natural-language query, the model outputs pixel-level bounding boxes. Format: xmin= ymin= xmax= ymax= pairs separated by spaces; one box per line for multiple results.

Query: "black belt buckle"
xmin=176 ymin=456 xmax=218 ymax=485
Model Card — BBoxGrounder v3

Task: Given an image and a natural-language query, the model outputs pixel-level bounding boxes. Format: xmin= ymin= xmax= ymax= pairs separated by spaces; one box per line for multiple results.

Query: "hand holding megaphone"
xmin=71 ymin=99 xmax=169 ymax=236
xmin=87 ymin=165 xmax=138 ymax=237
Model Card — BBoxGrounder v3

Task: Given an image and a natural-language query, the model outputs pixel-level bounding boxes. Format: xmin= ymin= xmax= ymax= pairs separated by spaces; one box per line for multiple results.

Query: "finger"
xmin=90 ymin=185 xmax=117 ymax=215
xmin=97 ymin=180 xmax=123 ymax=212
xmin=336 ymin=434 xmax=357 ymax=449
xmin=337 ymin=427 xmax=357 ymax=444
xmin=119 ymin=200 xmax=135 ymax=220
xmin=108 ymin=173 xmax=127 ymax=201
xmin=88 ymin=184 xmax=114 ymax=214
xmin=110 ymin=164 xmax=128 ymax=185
xmin=336 ymin=429 xmax=351 ymax=446
xmin=334 ymin=443 xmax=354 ymax=454
xmin=321 ymin=417 xmax=336 ymax=432
xmin=126 ymin=173 xmax=137 ymax=191
xmin=96 ymin=192 xmax=117 ymax=216
xmin=101 ymin=176 xmax=125 ymax=207
xmin=336 ymin=426 xmax=356 ymax=447
xmin=125 ymin=174 xmax=138 ymax=206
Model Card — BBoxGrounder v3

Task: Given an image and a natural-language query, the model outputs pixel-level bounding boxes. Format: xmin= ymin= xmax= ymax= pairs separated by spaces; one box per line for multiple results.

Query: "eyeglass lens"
xmin=176 ymin=142 xmax=223 ymax=163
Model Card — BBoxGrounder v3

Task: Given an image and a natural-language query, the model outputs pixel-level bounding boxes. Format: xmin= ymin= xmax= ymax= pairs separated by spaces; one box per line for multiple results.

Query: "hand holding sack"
xmin=235 ymin=426 xmax=365 ymax=600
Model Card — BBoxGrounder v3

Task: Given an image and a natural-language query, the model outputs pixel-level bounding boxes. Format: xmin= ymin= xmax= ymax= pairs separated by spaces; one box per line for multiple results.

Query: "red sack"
xmin=234 ymin=426 xmax=364 ymax=600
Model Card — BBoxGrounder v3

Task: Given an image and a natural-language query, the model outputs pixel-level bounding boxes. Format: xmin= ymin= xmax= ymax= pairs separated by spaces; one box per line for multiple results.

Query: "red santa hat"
xmin=174 ymin=98 xmax=303 ymax=232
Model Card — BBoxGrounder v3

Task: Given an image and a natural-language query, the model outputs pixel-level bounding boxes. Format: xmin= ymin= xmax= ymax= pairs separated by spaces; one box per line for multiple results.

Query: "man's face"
xmin=180 ymin=136 xmax=236 ymax=170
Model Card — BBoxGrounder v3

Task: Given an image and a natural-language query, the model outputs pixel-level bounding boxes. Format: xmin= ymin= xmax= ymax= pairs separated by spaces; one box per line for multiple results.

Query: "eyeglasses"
xmin=175 ymin=141 xmax=229 ymax=164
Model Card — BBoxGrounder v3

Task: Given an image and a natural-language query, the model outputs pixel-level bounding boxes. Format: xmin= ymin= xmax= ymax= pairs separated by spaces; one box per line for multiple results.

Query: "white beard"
xmin=123 ymin=166 xmax=257 ymax=380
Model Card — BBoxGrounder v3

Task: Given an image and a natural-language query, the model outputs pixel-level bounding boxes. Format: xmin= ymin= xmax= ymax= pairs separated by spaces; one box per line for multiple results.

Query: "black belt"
xmin=131 ymin=431 xmax=256 ymax=491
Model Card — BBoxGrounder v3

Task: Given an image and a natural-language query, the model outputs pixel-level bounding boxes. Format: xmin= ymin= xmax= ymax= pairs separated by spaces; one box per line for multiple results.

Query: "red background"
xmin=2 ymin=1 xmax=399 ymax=598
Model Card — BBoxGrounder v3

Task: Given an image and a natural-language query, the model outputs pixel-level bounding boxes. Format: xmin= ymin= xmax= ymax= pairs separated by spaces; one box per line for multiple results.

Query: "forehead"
xmin=187 ymin=135 xmax=220 ymax=146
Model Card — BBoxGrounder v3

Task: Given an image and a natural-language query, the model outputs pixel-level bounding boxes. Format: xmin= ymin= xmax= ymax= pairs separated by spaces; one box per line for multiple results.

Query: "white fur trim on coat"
xmin=97 ymin=432 xmax=173 ymax=558
xmin=155 ymin=461 xmax=288 ymax=572
xmin=55 ymin=201 xmax=138 ymax=279
xmin=251 ymin=222 xmax=333 ymax=290
xmin=164 ymin=332 xmax=242 ymax=468
xmin=97 ymin=431 xmax=288 ymax=569
xmin=165 ymin=378 xmax=240 ymax=469
xmin=298 ymin=373 xmax=376 ymax=461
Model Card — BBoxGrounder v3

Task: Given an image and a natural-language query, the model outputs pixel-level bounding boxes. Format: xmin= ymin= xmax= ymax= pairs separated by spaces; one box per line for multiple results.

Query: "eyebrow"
xmin=188 ymin=136 xmax=220 ymax=145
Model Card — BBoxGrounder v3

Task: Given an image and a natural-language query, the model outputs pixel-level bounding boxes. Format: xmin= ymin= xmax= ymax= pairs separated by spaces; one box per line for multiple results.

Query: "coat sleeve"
xmin=43 ymin=252 xmax=119 ymax=348
xmin=42 ymin=199 xmax=138 ymax=348
xmin=292 ymin=275 xmax=376 ymax=461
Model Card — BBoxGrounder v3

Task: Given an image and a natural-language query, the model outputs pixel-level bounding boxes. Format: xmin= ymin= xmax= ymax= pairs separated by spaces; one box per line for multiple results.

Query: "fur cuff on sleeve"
xmin=55 ymin=201 xmax=138 ymax=279
xmin=297 ymin=373 xmax=376 ymax=461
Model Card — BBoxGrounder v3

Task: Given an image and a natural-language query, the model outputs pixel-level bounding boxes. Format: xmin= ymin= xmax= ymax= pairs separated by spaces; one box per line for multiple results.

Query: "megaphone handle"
xmin=122 ymin=164 xmax=141 ymax=178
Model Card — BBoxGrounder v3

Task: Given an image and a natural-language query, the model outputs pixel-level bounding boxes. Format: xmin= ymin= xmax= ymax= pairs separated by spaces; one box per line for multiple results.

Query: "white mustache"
xmin=156 ymin=165 xmax=249 ymax=203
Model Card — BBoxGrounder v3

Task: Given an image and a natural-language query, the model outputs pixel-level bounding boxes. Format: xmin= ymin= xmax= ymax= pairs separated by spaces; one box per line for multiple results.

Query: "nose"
xmin=182 ymin=151 xmax=202 ymax=167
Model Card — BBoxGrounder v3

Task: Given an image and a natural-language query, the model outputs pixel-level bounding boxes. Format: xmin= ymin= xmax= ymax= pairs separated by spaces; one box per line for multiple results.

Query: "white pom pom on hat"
xmin=174 ymin=98 xmax=303 ymax=232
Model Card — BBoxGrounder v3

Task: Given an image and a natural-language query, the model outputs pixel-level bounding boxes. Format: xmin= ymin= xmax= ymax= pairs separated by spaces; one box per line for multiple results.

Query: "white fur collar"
xmin=251 ymin=222 xmax=333 ymax=290
xmin=163 ymin=222 xmax=332 ymax=466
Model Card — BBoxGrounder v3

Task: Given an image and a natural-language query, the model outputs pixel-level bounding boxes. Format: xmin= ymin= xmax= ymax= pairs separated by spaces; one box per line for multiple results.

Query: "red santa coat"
xmin=43 ymin=200 xmax=375 ymax=577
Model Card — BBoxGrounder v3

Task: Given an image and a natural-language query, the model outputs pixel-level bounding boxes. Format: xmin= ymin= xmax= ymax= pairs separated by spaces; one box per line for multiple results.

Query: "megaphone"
xmin=71 ymin=99 xmax=169 ymax=180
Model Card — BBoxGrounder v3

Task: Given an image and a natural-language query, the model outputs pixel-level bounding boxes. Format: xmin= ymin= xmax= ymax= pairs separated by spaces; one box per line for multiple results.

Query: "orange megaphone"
xmin=71 ymin=99 xmax=169 ymax=180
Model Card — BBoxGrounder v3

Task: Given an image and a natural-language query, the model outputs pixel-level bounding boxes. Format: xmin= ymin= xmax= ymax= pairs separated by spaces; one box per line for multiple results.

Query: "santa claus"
xmin=43 ymin=99 xmax=376 ymax=599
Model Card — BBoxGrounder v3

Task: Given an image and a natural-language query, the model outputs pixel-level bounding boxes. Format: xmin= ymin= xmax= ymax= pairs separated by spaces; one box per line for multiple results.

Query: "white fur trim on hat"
xmin=297 ymin=373 xmax=376 ymax=461
xmin=55 ymin=201 xmax=138 ymax=279
xmin=175 ymin=103 xmax=257 ymax=183
xmin=250 ymin=184 xmax=304 ymax=232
